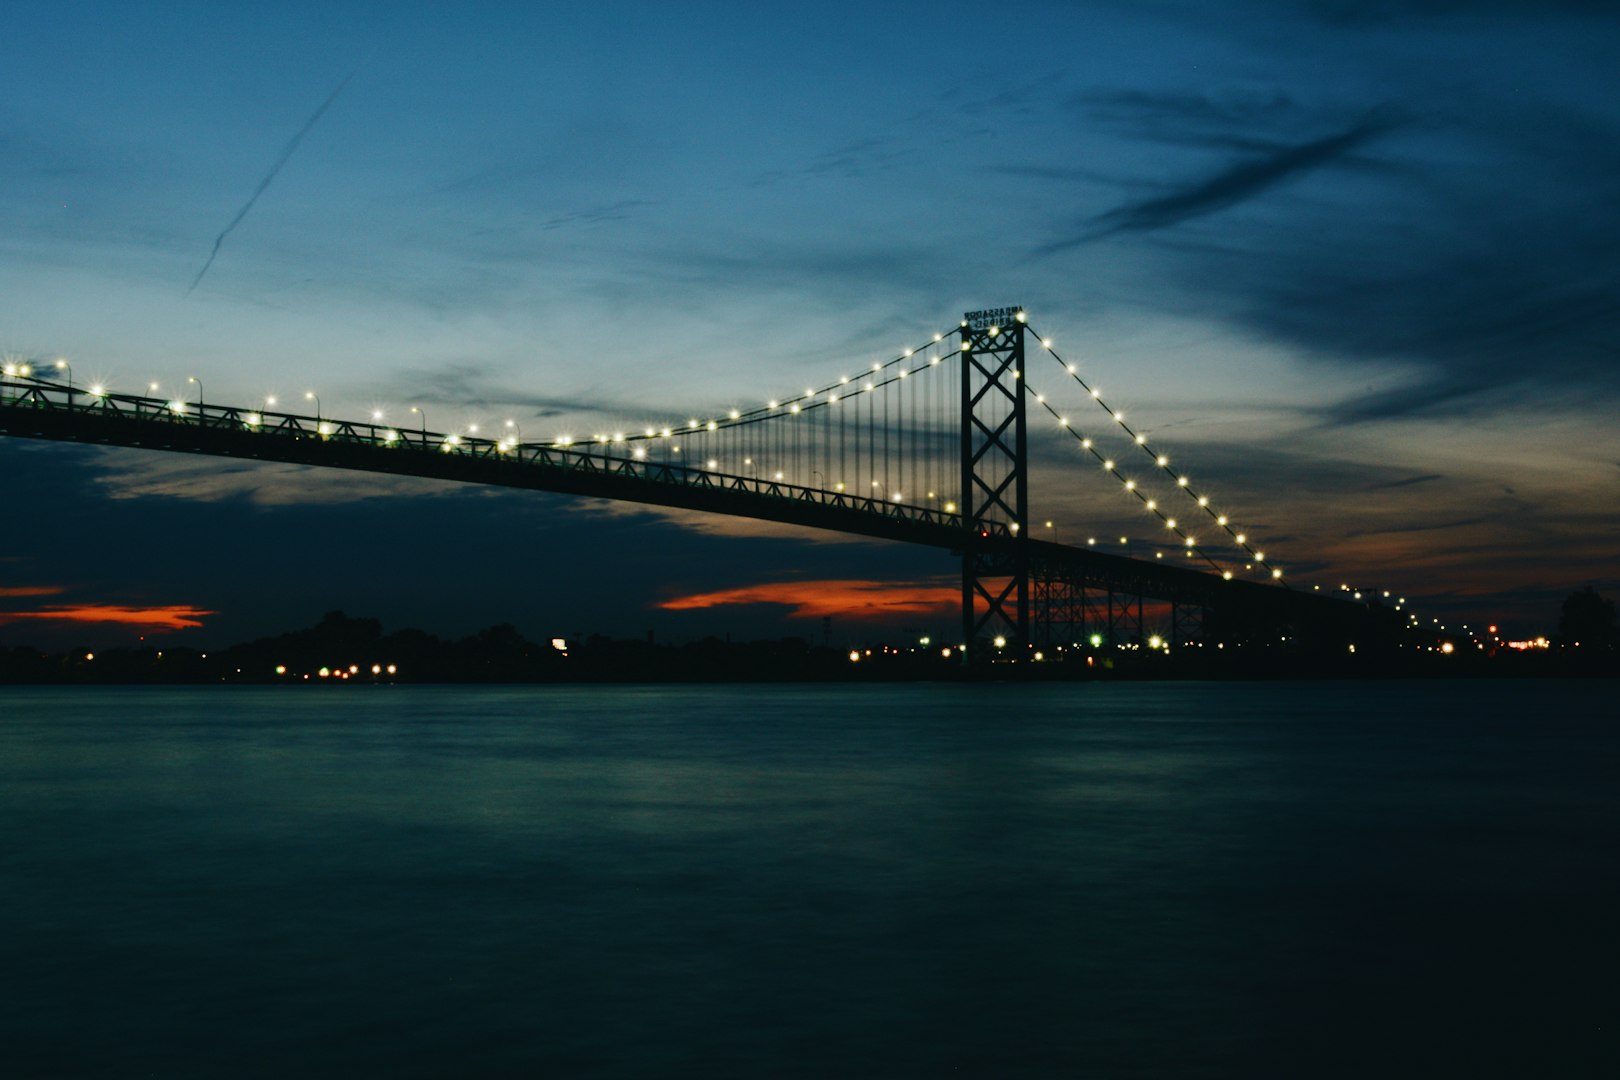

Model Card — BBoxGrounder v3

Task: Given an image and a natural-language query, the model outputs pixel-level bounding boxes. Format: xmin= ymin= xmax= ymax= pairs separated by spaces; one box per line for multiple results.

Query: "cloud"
xmin=1291 ymin=0 xmax=1620 ymax=23
xmin=1037 ymin=114 xmax=1398 ymax=253
xmin=541 ymin=200 xmax=653 ymax=231
xmin=0 ymin=604 xmax=215 ymax=631
xmin=0 ymin=585 xmax=64 ymax=598
xmin=1362 ymin=473 xmax=1443 ymax=491
xmin=660 ymin=578 xmax=958 ymax=620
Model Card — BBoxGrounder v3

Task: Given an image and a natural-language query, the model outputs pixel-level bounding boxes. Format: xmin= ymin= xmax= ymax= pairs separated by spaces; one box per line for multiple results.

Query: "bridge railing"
xmin=0 ymin=374 xmax=988 ymax=536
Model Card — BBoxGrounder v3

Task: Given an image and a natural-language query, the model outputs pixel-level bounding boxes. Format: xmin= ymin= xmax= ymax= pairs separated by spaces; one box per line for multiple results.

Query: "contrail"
xmin=187 ymin=71 xmax=355 ymax=296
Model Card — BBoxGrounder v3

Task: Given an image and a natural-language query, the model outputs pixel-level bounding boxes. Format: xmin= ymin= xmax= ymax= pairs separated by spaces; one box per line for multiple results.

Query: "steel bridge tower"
xmin=960 ymin=307 xmax=1029 ymax=661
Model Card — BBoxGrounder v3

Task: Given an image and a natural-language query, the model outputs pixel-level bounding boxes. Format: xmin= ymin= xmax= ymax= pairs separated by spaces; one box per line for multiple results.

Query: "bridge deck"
xmin=1 ymin=378 xmax=1360 ymax=623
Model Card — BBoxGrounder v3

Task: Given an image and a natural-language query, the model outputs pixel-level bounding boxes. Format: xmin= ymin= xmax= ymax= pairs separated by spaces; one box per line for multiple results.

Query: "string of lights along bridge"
xmin=1 ymin=308 xmax=1452 ymax=659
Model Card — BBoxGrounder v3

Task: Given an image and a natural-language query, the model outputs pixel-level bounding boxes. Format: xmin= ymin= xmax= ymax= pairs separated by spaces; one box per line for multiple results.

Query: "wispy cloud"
xmin=1038 ymin=114 xmax=1398 ymax=253
xmin=660 ymin=578 xmax=957 ymax=620
xmin=0 ymin=604 xmax=215 ymax=631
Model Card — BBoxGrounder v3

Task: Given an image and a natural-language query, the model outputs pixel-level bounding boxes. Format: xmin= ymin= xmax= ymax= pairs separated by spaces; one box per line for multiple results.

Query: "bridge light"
xmin=989 ymin=326 xmax=999 ymax=336
xmin=960 ymin=341 xmax=971 ymax=351
xmin=1162 ymin=515 xmax=1172 ymax=525
xmin=613 ymin=433 xmax=625 ymax=442
xmin=1156 ymin=455 xmax=1168 ymax=466
xmin=892 ymin=492 xmax=902 ymax=502
xmin=1114 ymin=414 xmax=1127 ymax=426
xmin=707 ymin=420 xmax=717 ymax=431
xmin=934 ymin=333 xmax=943 ymax=341
xmin=1186 ymin=537 xmax=1196 ymax=547
xmin=1088 ymin=537 xmax=1096 ymax=545
xmin=384 ymin=429 xmax=399 ymax=443
xmin=706 ymin=459 xmax=717 ymax=469
xmin=1124 ymin=480 xmax=1135 ymax=491
xmin=372 ymin=410 xmax=383 ymax=421
xmin=1103 ymin=460 xmax=1115 ymax=470
xmin=1217 ymin=515 xmax=1228 ymax=526
xmin=89 ymin=384 xmax=106 ymax=397
xmin=1009 ymin=522 xmax=1019 ymax=533
xmin=1177 ymin=477 xmax=1189 ymax=487
xmin=1235 ymin=533 xmax=1246 ymax=544
xmin=1080 ymin=437 xmax=1091 ymax=448
xmin=789 ymin=404 xmax=800 ymax=414
xmin=931 ymin=356 xmax=941 ymax=364
xmin=774 ymin=472 xmax=784 ymax=480
xmin=1016 ymin=311 xmax=1026 ymax=323
xmin=828 ymin=393 xmax=839 ymax=403
xmin=1145 ymin=499 xmax=1156 ymax=510
xmin=993 ymin=636 xmax=1007 ymax=648
xmin=659 ymin=429 xmax=671 ymax=438
xmin=1059 ymin=417 xmax=1069 ymax=427
xmin=839 ymin=376 xmax=850 ymax=384
xmin=768 ymin=400 xmax=778 ymax=409
xmin=944 ymin=501 xmax=956 ymax=513
xmin=1223 ymin=571 xmax=1233 ymax=580
xmin=688 ymin=418 xmax=698 ymax=427
xmin=873 ymin=362 xmax=883 ymax=371
xmin=1198 ymin=496 xmax=1208 ymax=505
xmin=1134 ymin=434 xmax=1146 ymax=444
xmin=1254 ymin=552 xmax=1265 ymax=561
xmin=1148 ymin=635 xmax=1163 ymax=649
xmin=1090 ymin=388 xmax=1100 ymax=398
xmin=729 ymin=410 xmax=740 ymax=419
xmin=246 ymin=413 xmax=261 ymax=426
xmin=633 ymin=448 xmax=646 ymax=460
xmin=903 ymin=349 xmax=913 ymax=358
xmin=1272 ymin=568 xmax=1283 ymax=579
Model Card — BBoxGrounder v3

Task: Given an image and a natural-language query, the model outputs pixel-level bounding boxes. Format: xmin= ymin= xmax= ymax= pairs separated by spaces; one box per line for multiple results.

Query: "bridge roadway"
xmin=0 ymin=379 xmax=1361 ymax=628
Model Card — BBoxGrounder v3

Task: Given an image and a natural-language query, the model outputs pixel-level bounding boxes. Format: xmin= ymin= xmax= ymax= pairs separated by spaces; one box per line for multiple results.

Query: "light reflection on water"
xmin=2 ymin=681 xmax=1616 ymax=1078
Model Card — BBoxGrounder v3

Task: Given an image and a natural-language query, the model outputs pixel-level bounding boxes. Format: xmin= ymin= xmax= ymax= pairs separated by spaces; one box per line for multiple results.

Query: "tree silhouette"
xmin=1558 ymin=586 xmax=1617 ymax=649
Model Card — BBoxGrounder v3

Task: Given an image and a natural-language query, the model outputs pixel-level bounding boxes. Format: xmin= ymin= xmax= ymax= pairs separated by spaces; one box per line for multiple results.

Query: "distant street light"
xmin=305 ymin=391 xmax=320 ymax=421
xmin=55 ymin=359 xmax=72 ymax=392
xmin=187 ymin=376 xmax=203 ymax=411
xmin=505 ymin=418 xmax=521 ymax=451
xmin=410 ymin=406 xmax=428 ymax=448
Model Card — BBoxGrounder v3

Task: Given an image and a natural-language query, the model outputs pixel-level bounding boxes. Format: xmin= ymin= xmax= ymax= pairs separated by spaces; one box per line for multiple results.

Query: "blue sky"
xmin=3 ymin=0 xmax=1617 ymax=645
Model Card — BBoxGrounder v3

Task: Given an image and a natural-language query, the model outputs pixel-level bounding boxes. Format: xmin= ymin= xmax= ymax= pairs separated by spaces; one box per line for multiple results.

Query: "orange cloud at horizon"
xmin=659 ymin=579 xmax=957 ymax=620
xmin=0 ymin=586 xmax=65 ymax=598
xmin=0 ymin=605 xmax=216 ymax=631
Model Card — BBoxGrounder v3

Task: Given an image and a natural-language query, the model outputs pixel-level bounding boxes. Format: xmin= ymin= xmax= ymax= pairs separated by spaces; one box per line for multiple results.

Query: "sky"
xmin=3 ymin=0 xmax=1617 ymax=648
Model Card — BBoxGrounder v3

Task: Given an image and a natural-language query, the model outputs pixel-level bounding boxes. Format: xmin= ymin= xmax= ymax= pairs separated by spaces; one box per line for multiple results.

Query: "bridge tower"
xmin=960 ymin=307 xmax=1029 ymax=661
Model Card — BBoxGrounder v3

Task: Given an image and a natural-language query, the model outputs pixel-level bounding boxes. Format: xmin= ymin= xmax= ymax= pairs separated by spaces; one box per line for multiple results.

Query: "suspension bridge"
xmin=0 ymin=307 xmax=1410 ymax=661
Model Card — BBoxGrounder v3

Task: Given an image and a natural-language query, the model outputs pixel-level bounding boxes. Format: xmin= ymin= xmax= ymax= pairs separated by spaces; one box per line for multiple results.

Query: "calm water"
xmin=2 ymin=681 xmax=1616 ymax=1078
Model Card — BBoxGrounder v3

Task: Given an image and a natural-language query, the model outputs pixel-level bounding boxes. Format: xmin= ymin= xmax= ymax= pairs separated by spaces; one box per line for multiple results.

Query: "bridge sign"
xmin=964 ymin=306 xmax=1024 ymax=330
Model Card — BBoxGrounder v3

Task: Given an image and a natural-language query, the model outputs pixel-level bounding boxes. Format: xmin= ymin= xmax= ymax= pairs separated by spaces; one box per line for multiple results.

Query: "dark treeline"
xmin=0 ymin=602 xmax=1615 ymax=684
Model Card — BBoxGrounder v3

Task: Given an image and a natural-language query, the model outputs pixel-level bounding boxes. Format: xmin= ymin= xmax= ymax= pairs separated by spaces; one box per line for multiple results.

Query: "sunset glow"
xmin=0 ymin=604 xmax=216 ymax=631
xmin=660 ymin=580 xmax=957 ymax=620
